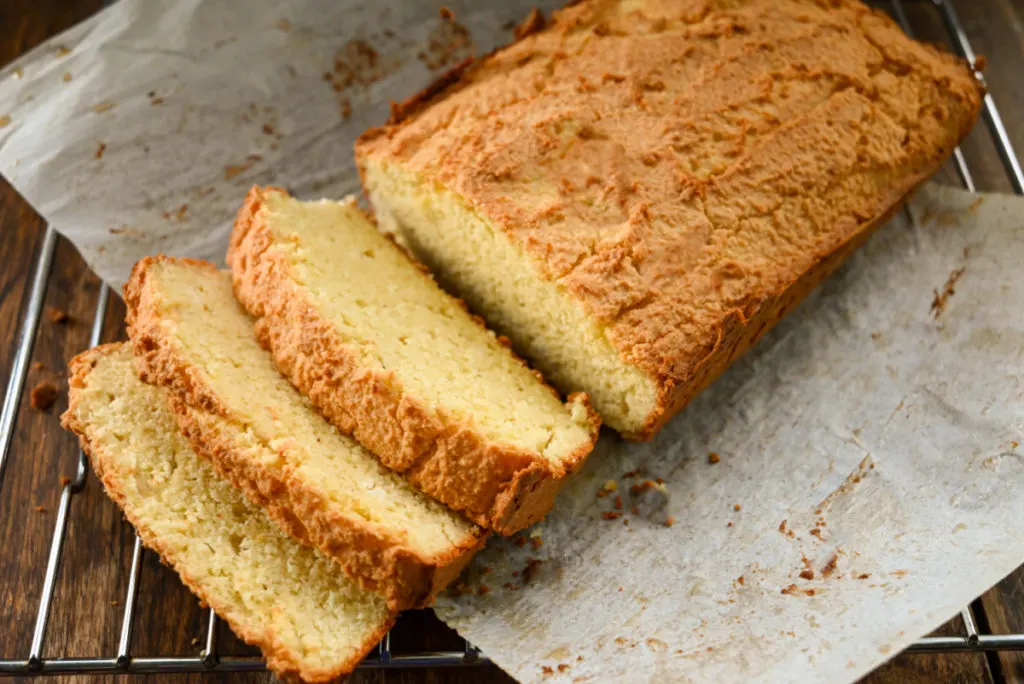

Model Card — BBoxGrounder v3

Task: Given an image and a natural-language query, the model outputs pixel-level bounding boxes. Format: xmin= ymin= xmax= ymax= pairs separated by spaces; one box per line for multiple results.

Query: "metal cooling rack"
xmin=1 ymin=0 xmax=1023 ymax=676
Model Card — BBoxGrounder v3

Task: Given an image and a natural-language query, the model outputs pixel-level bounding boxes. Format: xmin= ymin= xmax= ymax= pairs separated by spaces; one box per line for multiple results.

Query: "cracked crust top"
xmin=357 ymin=0 xmax=983 ymax=437
xmin=123 ymin=255 xmax=486 ymax=610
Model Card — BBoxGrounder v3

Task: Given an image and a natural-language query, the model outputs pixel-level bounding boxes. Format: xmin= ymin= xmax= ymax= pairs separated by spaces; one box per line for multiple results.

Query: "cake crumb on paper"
xmin=708 ymin=452 xmax=720 ymax=464
xmin=514 ymin=7 xmax=546 ymax=41
xmin=931 ymin=267 xmax=965 ymax=318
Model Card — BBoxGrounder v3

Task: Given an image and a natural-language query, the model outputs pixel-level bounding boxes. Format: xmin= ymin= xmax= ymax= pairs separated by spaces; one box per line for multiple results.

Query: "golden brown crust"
xmin=632 ymin=178 xmax=931 ymax=439
xmin=61 ymin=344 xmax=395 ymax=682
xmin=228 ymin=187 xmax=599 ymax=534
xmin=122 ymin=256 xmax=487 ymax=609
xmin=356 ymin=0 xmax=984 ymax=439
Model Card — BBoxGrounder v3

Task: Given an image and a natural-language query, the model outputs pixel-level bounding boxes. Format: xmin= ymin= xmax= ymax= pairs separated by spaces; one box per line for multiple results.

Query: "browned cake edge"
xmin=638 ymin=177 xmax=933 ymax=440
xmin=123 ymin=255 xmax=486 ymax=610
xmin=61 ymin=344 xmax=397 ymax=682
xmin=227 ymin=186 xmax=600 ymax=535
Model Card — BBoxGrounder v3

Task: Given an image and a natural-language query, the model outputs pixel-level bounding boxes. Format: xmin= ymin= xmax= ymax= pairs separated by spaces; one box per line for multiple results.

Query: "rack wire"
xmin=1 ymin=0 xmax=1022 ymax=676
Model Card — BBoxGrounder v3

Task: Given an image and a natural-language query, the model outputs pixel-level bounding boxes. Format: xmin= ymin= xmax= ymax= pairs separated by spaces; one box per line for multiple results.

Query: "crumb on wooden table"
xmin=48 ymin=307 xmax=70 ymax=323
xmin=31 ymin=382 xmax=58 ymax=411
xmin=60 ymin=475 xmax=71 ymax=487
xmin=35 ymin=505 xmax=47 ymax=512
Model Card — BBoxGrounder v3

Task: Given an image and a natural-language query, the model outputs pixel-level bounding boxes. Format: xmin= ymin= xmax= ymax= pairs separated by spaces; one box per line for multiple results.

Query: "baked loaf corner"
xmin=61 ymin=344 xmax=395 ymax=682
xmin=228 ymin=186 xmax=600 ymax=534
xmin=123 ymin=255 xmax=485 ymax=610
xmin=356 ymin=0 xmax=983 ymax=439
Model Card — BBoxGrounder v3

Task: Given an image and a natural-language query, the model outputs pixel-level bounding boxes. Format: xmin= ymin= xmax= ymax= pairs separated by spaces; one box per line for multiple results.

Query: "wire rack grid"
xmin=1 ymin=0 xmax=1023 ymax=677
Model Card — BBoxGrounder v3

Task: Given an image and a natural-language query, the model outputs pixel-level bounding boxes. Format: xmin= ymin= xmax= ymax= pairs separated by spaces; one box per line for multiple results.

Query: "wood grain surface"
xmin=0 ymin=1 xmax=1021 ymax=683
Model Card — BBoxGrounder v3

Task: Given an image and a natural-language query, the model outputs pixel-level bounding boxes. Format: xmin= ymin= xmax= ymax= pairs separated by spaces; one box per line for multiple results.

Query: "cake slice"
xmin=62 ymin=344 xmax=394 ymax=682
xmin=123 ymin=256 xmax=485 ymax=610
xmin=355 ymin=0 xmax=983 ymax=439
xmin=228 ymin=187 xmax=599 ymax=534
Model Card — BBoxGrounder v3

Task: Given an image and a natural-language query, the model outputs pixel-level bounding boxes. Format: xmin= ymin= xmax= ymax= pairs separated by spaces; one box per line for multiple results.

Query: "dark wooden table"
xmin=1 ymin=1 xmax=1022 ymax=682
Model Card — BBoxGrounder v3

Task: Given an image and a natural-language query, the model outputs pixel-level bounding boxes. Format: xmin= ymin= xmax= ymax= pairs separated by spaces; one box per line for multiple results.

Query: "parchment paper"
xmin=0 ymin=0 xmax=566 ymax=289
xmin=2 ymin=3 xmax=1023 ymax=683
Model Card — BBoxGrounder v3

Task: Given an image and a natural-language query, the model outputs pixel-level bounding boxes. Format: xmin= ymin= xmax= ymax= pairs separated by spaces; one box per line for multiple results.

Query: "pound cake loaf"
xmin=62 ymin=344 xmax=393 ymax=682
xmin=356 ymin=0 xmax=983 ymax=439
xmin=229 ymin=187 xmax=599 ymax=535
xmin=124 ymin=256 xmax=485 ymax=610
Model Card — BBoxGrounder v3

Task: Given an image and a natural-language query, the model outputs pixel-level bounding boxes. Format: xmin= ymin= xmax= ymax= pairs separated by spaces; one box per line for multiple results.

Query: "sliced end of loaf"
xmin=123 ymin=255 xmax=485 ymax=609
xmin=357 ymin=161 xmax=662 ymax=436
xmin=228 ymin=186 xmax=600 ymax=533
xmin=61 ymin=344 xmax=394 ymax=682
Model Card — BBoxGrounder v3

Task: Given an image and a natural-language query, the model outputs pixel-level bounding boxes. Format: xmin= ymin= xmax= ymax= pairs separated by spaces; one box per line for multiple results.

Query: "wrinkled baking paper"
xmin=2 ymin=3 xmax=1023 ymax=683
